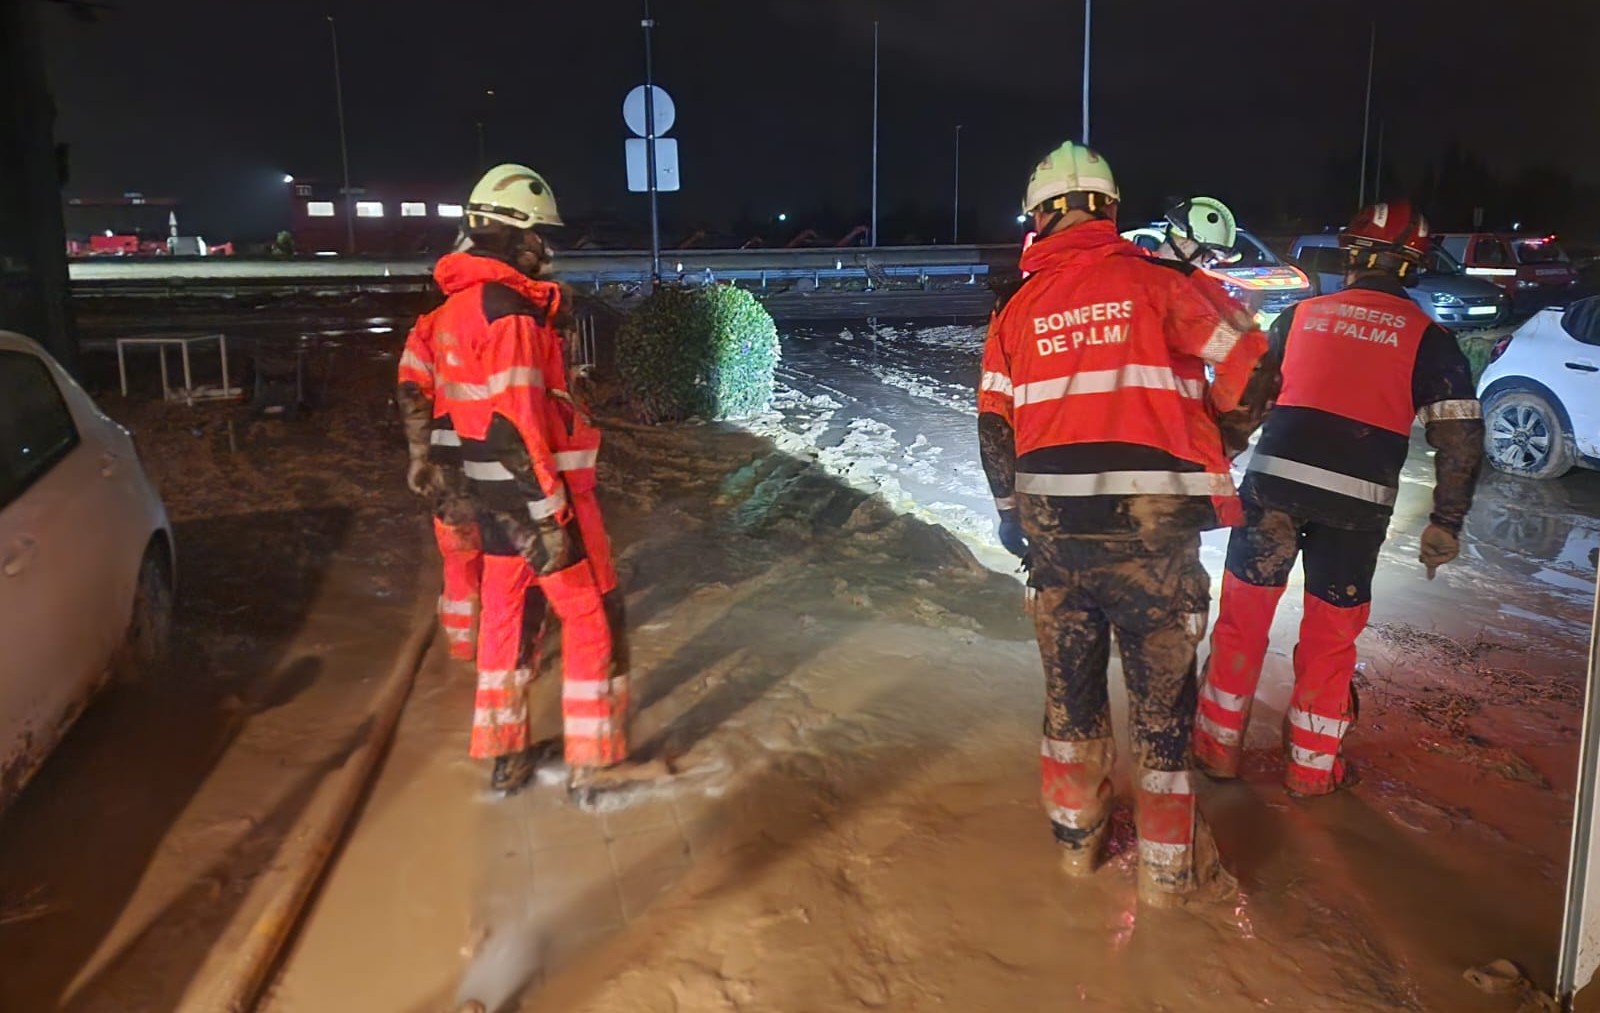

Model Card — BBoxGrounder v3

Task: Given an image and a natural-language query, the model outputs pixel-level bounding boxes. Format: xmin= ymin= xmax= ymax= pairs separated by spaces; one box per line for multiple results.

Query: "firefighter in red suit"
xmin=1194 ymin=200 xmax=1484 ymax=796
xmin=428 ymin=163 xmax=627 ymax=795
xmin=979 ymin=141 xmax=1272 ymax=907
xmin=398 ymin=307 xmax=483 ymax=662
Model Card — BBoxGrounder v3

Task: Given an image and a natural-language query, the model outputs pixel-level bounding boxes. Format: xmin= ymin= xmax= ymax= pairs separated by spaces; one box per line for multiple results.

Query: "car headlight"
xmin=1517 ymin=279 xmax=1540 ymax=289
xmin=1430 ymin=292 xmax=1465 ymax=307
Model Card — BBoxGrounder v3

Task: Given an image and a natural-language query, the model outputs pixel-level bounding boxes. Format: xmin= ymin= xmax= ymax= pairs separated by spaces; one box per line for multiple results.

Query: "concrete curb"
xmin=174 ymin=592 xmax=439 ymax=1013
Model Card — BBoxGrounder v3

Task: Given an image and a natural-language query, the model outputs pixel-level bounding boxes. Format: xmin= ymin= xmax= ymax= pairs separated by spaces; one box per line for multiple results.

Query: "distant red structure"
xmin=288 ymin=180 xmax=462 ymax=256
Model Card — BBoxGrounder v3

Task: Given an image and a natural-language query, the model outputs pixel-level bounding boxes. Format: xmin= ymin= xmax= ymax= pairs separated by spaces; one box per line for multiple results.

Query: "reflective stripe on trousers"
xmin=1282 ymin=595 xmax=1368 ymax=795
xmin=1135 ymin=766 xmax=1197 ymax=893
xmin=1040 ymin=736 xmax=1114 ymax=845
xmin=541 ymin=560 xmax=627 ymax=768
xmin=433 ymin=516 xmax=483 ymax=661
xmin=1194 ymin=573 xmax=1286 ymax=777
xmin=470 ymin=554 xmax=540 ymax=758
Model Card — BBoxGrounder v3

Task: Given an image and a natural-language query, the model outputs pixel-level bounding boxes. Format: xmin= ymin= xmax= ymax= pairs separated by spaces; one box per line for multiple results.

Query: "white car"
xmin=1477 ymin=295 xmax=1600 ymax=479
xmin=1 ymin=331 xmax=174 ymax=812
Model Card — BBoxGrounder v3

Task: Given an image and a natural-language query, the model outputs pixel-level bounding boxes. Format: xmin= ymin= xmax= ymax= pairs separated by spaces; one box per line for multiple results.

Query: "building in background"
xmin=288 ymin=180 xmax=463 ymax=256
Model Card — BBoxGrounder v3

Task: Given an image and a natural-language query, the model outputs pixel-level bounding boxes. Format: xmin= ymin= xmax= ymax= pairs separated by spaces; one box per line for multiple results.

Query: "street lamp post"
xmin=952 ymin=124 xmax=962 ymax=245
xmin=1358 ymin=21 xmax=1375 ymax=208
xmin=642 ymin=0 xmax=661 ymax=287
xmin=1081 ymin=0 xmax=1091 ymax=145
xmin=871 ymin=20 xmax=879 ymax=249
xmin=326 ymin=14 xmax=354 ymax=255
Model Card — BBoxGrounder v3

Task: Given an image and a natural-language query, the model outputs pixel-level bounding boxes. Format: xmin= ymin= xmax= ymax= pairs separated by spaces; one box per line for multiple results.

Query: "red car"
xmin=1436 ymin=232 xmax=1579 ymax=309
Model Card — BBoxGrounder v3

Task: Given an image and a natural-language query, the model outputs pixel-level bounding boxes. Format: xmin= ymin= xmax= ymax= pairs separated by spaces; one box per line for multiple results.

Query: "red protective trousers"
xmin=468 ymin=548 xmax=627 ymax=767
xmin=1195 ymin=508 xmax=1381 ymax=794
xmin=434 ymin=516 xmax=483 ymax=661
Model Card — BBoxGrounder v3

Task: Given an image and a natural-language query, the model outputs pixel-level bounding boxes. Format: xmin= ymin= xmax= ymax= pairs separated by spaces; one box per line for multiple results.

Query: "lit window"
xmin=355 ymin=201 xmax=384 ymax=218
xmin=401 ymin=202 xmax=427 ymax=218
xmin=306 ymin=201 xmax=335 ymax=218
xmin=437 ymin=203 xmax=464 ymax=218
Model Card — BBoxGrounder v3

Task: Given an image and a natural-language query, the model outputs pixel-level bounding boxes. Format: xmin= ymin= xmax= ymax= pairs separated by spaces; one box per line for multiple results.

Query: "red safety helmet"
xmin=1339 ymin=200 xmax=1431 ymax=267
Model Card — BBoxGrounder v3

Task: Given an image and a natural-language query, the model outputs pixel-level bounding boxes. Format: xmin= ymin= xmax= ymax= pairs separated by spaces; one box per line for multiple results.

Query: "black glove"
xmin=1419 ymin=523 xmax=1460 ymax=579
xmin=998 ymin=509 xmax=1029 ymax=559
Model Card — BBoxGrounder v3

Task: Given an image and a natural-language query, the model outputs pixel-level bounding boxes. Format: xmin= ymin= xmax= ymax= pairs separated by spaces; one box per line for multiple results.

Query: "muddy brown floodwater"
xmin=3 ymin=301 xmax=1595 ymax=1012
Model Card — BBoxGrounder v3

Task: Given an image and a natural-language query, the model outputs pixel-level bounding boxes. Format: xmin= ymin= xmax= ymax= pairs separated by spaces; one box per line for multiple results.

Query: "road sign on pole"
xmin=623 ymin=85 xmax=675 ymax=137
xmin=625 ymin=137 xmax=679 ymax=192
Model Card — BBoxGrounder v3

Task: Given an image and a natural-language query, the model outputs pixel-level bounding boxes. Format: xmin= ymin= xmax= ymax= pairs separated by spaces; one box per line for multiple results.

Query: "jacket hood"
xmin=433 ymin=250 xmax=561 ymax=314
xmin=1019 ymin=219 xmax=1143 ymax=276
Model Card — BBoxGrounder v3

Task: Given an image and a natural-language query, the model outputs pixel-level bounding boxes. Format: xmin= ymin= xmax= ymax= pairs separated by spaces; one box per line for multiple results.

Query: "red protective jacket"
xmin=430 ymin=251 xmax=572 ymax=526
xmin=979 ymin=221 xmax=1268 ymax=534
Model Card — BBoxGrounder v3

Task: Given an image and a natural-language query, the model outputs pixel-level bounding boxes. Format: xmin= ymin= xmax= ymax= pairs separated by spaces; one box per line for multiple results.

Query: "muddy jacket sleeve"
xmin=396 ymin=310 xmax=438 ymax=460
xmin=481 ymin=312 xmax=571 ymax=524
xmin=1159 ymin=269 xmax=1269 ymax=414
xmin=978 ymin=309 xmax=1018 ymax=511
xmin=1412 ymin=323 xmax=1485 ymax=534
xmin=1214 ymin=307 xmax=1289 ymax=457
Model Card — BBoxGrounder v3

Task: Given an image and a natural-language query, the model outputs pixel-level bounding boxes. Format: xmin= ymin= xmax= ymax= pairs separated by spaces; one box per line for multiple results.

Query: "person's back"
xmin=986 ymin=218 xmax=1258 ymax=543
xmin=1196 ymin=200 xmax=1483 ymax=796
xmin=977 ymin=140 xmax=1270 ymax=909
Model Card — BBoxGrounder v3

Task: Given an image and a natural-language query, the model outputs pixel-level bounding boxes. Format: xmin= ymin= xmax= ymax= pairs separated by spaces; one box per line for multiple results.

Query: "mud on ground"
xmin=0 ymin=336 xmax=427 ymax=1010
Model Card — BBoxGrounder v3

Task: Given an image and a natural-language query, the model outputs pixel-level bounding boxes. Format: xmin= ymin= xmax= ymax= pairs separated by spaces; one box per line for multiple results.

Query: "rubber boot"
xmin=490 ymin=750 xmax=535 ymax=795
xmin=1135 ymin=767 xmax=1238 ymax=909
xmin=1041 ymin=736 xmax=1115 ymax=877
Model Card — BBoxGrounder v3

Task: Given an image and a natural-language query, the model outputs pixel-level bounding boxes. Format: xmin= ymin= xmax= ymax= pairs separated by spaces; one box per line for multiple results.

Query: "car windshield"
xmin=1215 ymin=232 xmax=1281 ymax=269
xmin=1515 ymin=239 xmax=1570 ymax=264
xmin=1423 ymin=245 xmax=1464 ymax=276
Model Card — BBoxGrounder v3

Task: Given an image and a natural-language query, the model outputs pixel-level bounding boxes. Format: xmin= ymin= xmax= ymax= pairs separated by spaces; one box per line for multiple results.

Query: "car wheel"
xmin=113 ymin=541 xmax=174 ymax=683
xmin=1484 ymin=390 xmax=1574 ymax=480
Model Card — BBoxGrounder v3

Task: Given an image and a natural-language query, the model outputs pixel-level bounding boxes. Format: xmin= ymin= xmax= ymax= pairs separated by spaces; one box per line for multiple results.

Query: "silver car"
xmin=1291 ymin=233 xmax=1510 ymax=328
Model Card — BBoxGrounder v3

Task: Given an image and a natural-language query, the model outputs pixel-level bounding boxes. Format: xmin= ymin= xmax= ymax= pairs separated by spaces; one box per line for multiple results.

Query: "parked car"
xmin=1291 ymin=233 xmax=1510 ymax=328
xmin=1436 ymin=232 xmax=1580 ymax=310
xmin=0 ymin=331 xmax=174 ymax=813
xmin=1476 ymin=295 xmax=1600 ymax=479
xmin=1122 ymin=225 xmax=1314 ymax=328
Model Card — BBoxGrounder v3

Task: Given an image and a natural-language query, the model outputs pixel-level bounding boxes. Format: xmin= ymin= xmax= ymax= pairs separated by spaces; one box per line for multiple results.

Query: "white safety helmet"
xmin=1023 ymin=141 xmax=1120 ymax=215
xmin=466 ymin=163 xmax=564 ymax=230
xmin=1165 ymin=196 xmax=1237 ymax=251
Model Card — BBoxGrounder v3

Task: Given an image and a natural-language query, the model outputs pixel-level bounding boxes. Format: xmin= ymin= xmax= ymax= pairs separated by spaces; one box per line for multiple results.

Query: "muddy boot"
xmin=1139 ymin=820 xmax=1238 ymax=910
xmin=1285 ymin=758 xmax=1361 ymax=799
xmin=568 ymin=757 xmax=674 ymax=804
xmin=490 ymin=750 xmax=536 ymax=795
xmin=1058 ymin=827 xmax=1106 ymax=877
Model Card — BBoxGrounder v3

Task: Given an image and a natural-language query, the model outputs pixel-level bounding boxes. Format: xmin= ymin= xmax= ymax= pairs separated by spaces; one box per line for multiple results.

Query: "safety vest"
xmin=980 ymin=223 xmax=1265 ymax=532
xmin=1245 ymin=286 xmax=1432 ymax=522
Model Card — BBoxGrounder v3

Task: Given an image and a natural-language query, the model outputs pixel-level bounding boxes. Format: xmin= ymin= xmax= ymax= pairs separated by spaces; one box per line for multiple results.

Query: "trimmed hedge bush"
xmin=617 ymin=284 xmax=781 ymax=423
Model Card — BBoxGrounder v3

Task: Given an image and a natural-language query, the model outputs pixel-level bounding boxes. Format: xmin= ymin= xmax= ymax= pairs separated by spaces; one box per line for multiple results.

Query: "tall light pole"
xmin=476 ymin=88 xmax=494 ymax=170
xmin=643 ymin=0 xmax=661 ymax=287
xmin=870 ymin=20 xmax=879 ymax=248
xmin=327 ymin=14 xmax=354 ymax=255
xmin=1081 ymin=0 xmax=1091 ymax=144
xmin=952 ymin=124 xmax=962 ymax=245
xmin=1358 ymin=20 xmax=1375 ymax=208
xmin=1373 ymin=118 xmax=1385 ymax=203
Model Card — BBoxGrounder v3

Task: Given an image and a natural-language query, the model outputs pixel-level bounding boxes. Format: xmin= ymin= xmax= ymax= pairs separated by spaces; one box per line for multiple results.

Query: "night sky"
xmin=40 ymin=0 xmax=1597 ymax=243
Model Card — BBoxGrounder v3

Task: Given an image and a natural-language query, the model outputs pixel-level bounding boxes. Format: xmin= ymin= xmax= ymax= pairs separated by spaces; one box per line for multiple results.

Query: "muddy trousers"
xmin=434 ymin=515 xmax=483 ymax=661
xmin=1027 ymin=531 xmax=1219 ymax=900
xmin=1194 ymin=506 xmax=1385 ymax=795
